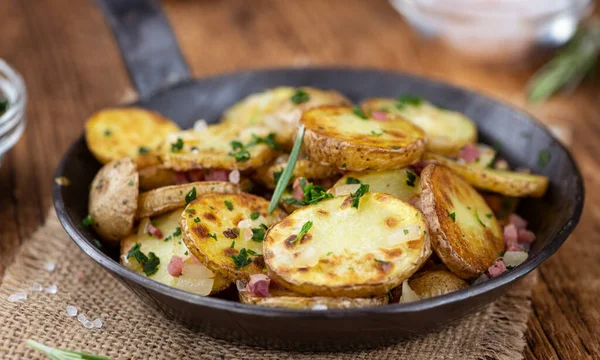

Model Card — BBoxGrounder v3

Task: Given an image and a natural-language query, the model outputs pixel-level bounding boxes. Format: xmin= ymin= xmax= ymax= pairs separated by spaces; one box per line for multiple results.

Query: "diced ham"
xmin=292 ymin=178 xmax=306 ymax=201
xmin=228 ymin=169 xmax=241 ymax=184
xmin=371 ymin=111 xmax=388 ymax=121
xmin=187 ymin=170 xmax=204 ymax=182
xmin=509 ymin=214 xmax=528 ymax=230
xmin=503 ymin=224 xmax=523 ymax=252
xmin=148 ymin=223 xmax=163 ymax=239
xmin=247 ymin=274 xmax=271 ymax=297
xmin=168 ymin=256 xmax=185 ymax=277
xmin=205 ymin=169 xmax=230 ymax=181
xmin=173 ymin=172 xmax=190 ymax=184
xmin=488 ymin=260 xmax=507 ymax=278
xmin=518 ymin=229 xmax=536 ymax=244
xmin=458 ymin=144 xmax=480 ymax=164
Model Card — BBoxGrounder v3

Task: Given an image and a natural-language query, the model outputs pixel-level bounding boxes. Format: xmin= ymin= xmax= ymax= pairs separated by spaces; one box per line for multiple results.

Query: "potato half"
xmin=239 ymin=285 xmax=388 ymax=309
xmin=420 ymin=164 xmax=504 ymax=279
xmin=121 ymin=209 xmax=230 ymax=294
xmin=160 ymin=123 xmax=279 ymax=172
xmin=361 ymin=98 xmax=477 ymax=155
xmin=88 ymin=157 xmax=138 ymax=244
xmin=330 ymin=169 xmax=421 ymax=203
xmin=264 ymin=192 xmax=431 ymax=297
xmin=301 ymin=106 xmax=425 ymax=171
xmin=181 ymin=193 xmax=287 ymax=282
xmin=85 ymin=108 xmax=180 ymax=164
xmin=408 ymin=269 xmax=469 ymax=299
xmin=253 ymin=154 xmax=338 ymax=189
xmin=136 ymin=181 xmax=241 ymax=219
xmin=222 ymin=87 xmax=351 ymax=150
xmin=424 ymin=152 xmax=549 ymax=198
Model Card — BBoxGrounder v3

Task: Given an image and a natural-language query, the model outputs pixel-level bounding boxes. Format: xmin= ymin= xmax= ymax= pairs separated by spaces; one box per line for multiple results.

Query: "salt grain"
xmin=31 ymin=283 xmax=43 ymax=292
xmin=92 ymin=318 xmax=103 ymax=328
xmin=66 ymin=305 xmax=78 ymax=317
xmin=228 ymin=169 xmax=241 ymax=184
xmin=83 ymin=319 xmax=94 ymax=329
xmin=77 ymin=313 xmax=87 ymax=323
xmin=8 ymin=293 xmax=27 ymax=303
xmin=43 ymin=263 xmax=56 ymax=272
xmin=44 ymin=284 xmax=58 ymax=294
xmin=311 ymin=304 xmax=328 ymax=310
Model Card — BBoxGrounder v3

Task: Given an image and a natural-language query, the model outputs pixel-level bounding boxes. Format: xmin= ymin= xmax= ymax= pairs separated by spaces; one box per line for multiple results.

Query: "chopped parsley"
xmin=351 ymin=183 xmax=370 ymax=209
xmin=486 ymin=213 xmax=493 ymax=219
xmin=171 ymin=138 xmax=184 ymax=152
xmin=326 ymin=252 xmax=333 ymax=256
xmin=231 ymin=248 xmax=253 ymax=269
xmin=184 ymin=250 xmax=188 ymax=255
xmin=291 ymin=89 xmax=310 ymax=104
xmin=538 ymin=149 xmax=551 ymax=168
xmin=185 ymin=187 xmax=197 ymax=205
xmin=248 ymin=133 xmax=280 ymax=151
xmin=224 ymin=200 xmax=234 ymax=211
xmin=346 ymin=177 xmax=361 ymax=184
xmin=250 ymin=225 xmax=268 ymax=242
xmin=353 ymin=106 xmax=368 ymax=120
xmin=229 ymin=148 xmax=250 ymax=162
xmin=231 ymin=241 xmax=235 ymax=248
xmin=447 ymin=211 xmax=456 ymax=222
xmin=127 ymin=180 xmax=134 ymax=186
xmin=173 ymin=227 xmax=182 ymax=237
xmin=208 ymin=233 xmax=218 ymax=241
xmin=374 ymin=259 xmax=390 ymax=265
xmin=250 ymin=211 xmax=261 ymax=220
xmin=406 ymin=171 xmax=417 ymax=187
xmin=273 ymin=170 xmax=283 ymax=184
xmin=138 ymin=146 xmax=150 ymax=154
xmin=81 ymin=215 xmax=93 ymax=227
xmin=370 ymin=130 xmax=385 ymax=136
xmin=396 ymin=95 xmax=423 ymax=110
xmin=127 ymin=243 xmax=160 ymax=276
xmin=103 ymin=129 xmax=112 ymax=136
xmin=193 ymin=217 xmax=201 ymax=223
xmin=291 ymin=221 xmax=313 ymax=244
xmin=475 ymin=211 xmax=486 ymax=227
xmin=391 ymin=146 xmax=401 ymax=150
xmin=284 ymin=178 xmax=333 ymax=206
xmin=403 ymin=229 xmax=409 ymax=235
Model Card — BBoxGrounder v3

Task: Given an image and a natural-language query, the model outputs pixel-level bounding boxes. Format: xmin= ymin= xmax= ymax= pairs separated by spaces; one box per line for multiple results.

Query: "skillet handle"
xmin=94 ymin=0 xmax=191 ymax=99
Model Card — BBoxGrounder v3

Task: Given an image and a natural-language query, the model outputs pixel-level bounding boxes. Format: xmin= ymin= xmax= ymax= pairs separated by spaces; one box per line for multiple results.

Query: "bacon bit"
xmin=292 ymin=178 xmax=306 ymax=201
xmin=247 ymin=274 xmax=271 ymax=297
xmin=205 ymin=169 xmax=230 ymax=181
xmin=173 ymin=172 xmax=190 ymax=184
xmin=148 ymin=224 xmax=163 ymax=239
xmin=168 ymin=256 xmax=185 ymax=277
xmin=503 ymin=224 xmax=523 ymax=252
xmin=509 ymin=214 xmax=528 ymax=230
xmin=458 ymin=144 xmax=480 ymax=164
xmin=371 ymin=111 xmax=388 ymax=121
xmin=488 ymin=260 xmax=507 ymax=278
xmin=187 ymin=170 xmax=204 ymax=182
xmin=518 ymin=229 xmax=536 ymax=244
xmin=228 ymin=169 xmax=241 ymax=184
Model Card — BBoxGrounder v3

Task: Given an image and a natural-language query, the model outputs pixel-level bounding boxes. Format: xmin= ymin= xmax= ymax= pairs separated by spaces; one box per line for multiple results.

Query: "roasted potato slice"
xmin=253 ymin=154 xmax=338 ymax=189
xmin=424 ymin=152 xmax=549 ymax=198
xmin=301 ymin=106 xmax=425 ymax=171
xmin=181 ymin=193 xmax=287 ymax=282
xmin=222 ymin=87 xmax=351 ymax=150
xmin=361 ymin=98 xmax=477 ymax=155
xmin=85 ymin=108 xmax=180 ymax=164
xmin=408 ymin=269 xmax=469 ymax=299
xmin=136 ymin=181 xmax=241 ymax=219
xmin=121 ymin=209 xmax=230 ymax=294
xmin=88 ymin=157 xmax=138 ymax=244
xmin=420 ymin=164 xmax=504 ymax=279
xmin=160 ymin=123 xmax=279 ymax=172
xmin=330 ymin=169 xmax=421 ymax=203
xmin=264 ymin=192 xmax=431 ymax=297
xmin=239 ymin=285 xmax=388 ymax=309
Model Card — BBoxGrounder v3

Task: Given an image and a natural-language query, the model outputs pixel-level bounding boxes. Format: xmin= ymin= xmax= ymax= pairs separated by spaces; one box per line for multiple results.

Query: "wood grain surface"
xmin=0 ymin=1 xmax=598 ymax=358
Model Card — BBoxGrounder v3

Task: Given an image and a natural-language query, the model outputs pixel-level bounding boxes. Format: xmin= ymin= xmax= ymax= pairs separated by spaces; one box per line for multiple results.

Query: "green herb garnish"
xmin=251 ymin=226 xmax=267 ymax=242
xmin=290 ymin=221 xmax=313 ymax=244
xmin=475 ymin=211 xmax=486 ymax=227
xmin=406 ymin=171 xmax=417 ymax=187
xmin=81 ymin=215 xmax=93 ymax=227
xmin=353 ymin=106 xmax=368 ymax=120
xmin=224 ymin=200 xmax=234 ymax=211
xmin=173 ymin=227 xmax=182 ymax=237
xmin=229 ymin=148 xmax=250 ymax=162
xmin=396 ymin=95 xmax=423 ymax=109
xmin=194 ymin=217 xmax=200 ymax=223
xmin=447 ymin=211 xmax=456 ymax=222
xmin=103 ymin=129 xmax=111 ymax=137
xmin=273 ymin=170 xmax=283 ymax=184
xmin=374 ymin=259 xmax=390 ymax=265
xmin=171 ymin=138 xmax=184 ymax=152
xmin=127 ymin=243 xmax=160 ymax=276
xmin=291 ymin=89 xmax=310 ymax=104
xmin=127 ymin=180 xmax=134 ymax=186
xmin=231 ymin=241 xmax=235 ymax=248
xmin=208 ymin=233 xmax=217 ymax=241
xmin=250 ymin=211 xmax=261 ymax=220
xmin=351 ymin=183 xmax=370 ymax=209
xmin=269 ymin=124 xmax=305 ymax=213
xmin=248 ymin=133 xmax=280 ymax=151
xmin=538 ymin=149 xmax=551 ymax=168
xmin=185 ymin=187 xmax=197 ymax=205
xmin=370 ymin=130 xmax=384 ymax=136
xmin=486 ymin=213 xmax=493 ymax=219
xmin=232 ymin=248 xmax=253 ymax=269
xmin=346 ymin=177 xmax=361 ymax=184
xmin=27 ymin=339 xmax=114 ymax=360
xmin=138 ymin=146 xmax=150 ymax=154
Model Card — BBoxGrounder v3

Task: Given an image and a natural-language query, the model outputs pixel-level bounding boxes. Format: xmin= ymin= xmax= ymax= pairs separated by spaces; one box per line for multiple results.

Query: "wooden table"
xmin=0 ymin=1 xmax=598 ymax=358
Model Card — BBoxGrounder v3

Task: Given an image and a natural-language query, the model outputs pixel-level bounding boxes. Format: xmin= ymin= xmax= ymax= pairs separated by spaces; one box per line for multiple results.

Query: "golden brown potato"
xmin=222 ymin=86 xmax=351 ymax=150
xmin=136 ymin=181 xmax=241 ymax=219
xmin=424 ymin=153 xmax=549 ymax=198
xmin=239 ymin=285 xmax=388 ymax=309
xmin=264 ymin=192 xmax=431 ymax=298
xmin=181 ymin=193 xmax=287 ymax=282
xmin=88 ymin=157 xmax=139 ymax=244
xmin=253 ymin=154 xmax=338 ymax=189
xmin=159 ymin=123 xmax=279 ymax=172
xmin=121 ymin=208 xmax=230 ymax=294
xmin=420 ymin=164 xmax=504 ymax=279
xmin=329 ymin=169 xmax=421 ymax=203
xmin=408 ymin=269 xmax=469 ymax=299
xmin=361 ymin=98 xmax=477 ymax=155
xmin=301 ymin=106 xmax=425 ymax=171
xmin=85 ymin=108 xmax=180 ymax=164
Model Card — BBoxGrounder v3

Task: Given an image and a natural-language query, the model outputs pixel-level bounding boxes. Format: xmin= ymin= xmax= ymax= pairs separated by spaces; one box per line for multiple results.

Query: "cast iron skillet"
xmin=52 ymin=0 xmax=584 ymax=350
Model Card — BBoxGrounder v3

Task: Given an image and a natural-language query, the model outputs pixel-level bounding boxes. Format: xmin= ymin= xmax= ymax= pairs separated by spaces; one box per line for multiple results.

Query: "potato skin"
xmin=301 ymin=106 xmax=425 ymax=171
xmin=88 ymin=157 xmax=139 ymax=244
xmin=424 ymin=153 xmax=549 ymax=198
xmin=408 ymin=269 xmax=469 ymax=299
xmin=420 ymin=164 xmax=504 ymax=279
xmin=136 ymin=181 xmax=241 ymax=219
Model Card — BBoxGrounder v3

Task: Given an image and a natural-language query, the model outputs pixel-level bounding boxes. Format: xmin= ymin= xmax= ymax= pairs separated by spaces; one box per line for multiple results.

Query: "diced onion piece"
xmin=292 ymin=245 xmax=319 ymax=267
xmin=387 ymin=224 xmax=422 ymax=247
xmin=138 ymin=218 xmax=151 ymax=236
xmin=236 ymin=280 xmax=248 ymax=292
xmin=181 ymin=262 xmax=214 ymax=279
xmin=399 ymin=280 xmax=420 ymax=303
xmin=193 ymin=119 xmax=208 ymax=132
xmin=502 ymin=251 xmax=528 ymax=267
xmin=176 ymin=277 xmax=214 ymax=296
xmin=238 ymin=219 xmax=253 ymax=229
xmin=333 ymin=184 xmax=360 ymax=197
xmin=228 ymin=169 xmax=241 ymax=184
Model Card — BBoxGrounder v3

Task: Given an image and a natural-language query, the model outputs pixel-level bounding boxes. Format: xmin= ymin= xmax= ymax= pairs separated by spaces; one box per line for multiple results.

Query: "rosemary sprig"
xmin=268 ymin=124 xmax=305 ymax=213
xmin=527 ymin=21 xmax=600 ymax=103
xmin=26 ymin=339 xmax=114 ymax=360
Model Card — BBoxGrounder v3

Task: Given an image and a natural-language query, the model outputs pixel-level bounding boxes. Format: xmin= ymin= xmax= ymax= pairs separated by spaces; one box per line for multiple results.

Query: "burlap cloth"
xmin=0 ymin=210 xmax=536 ymax=359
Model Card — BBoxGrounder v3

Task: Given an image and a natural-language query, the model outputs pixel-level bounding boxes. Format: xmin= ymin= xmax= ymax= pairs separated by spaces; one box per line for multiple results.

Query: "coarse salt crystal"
xmin=43 ymin=263 xmax=56 ymax=272
xmin=8 ymin=293 xmax=27 ymax=303
xmin=228 ymin=169 xmax=240 ymax=184
xmin=83 ymin=319 xmax=94 ymax=329
xmin=44 ymin=284 xmax=58 ymax=294
xmin=31 ymin=283 xmax=43 ymax=292
xmin=92 ymin=318 xmax=103 ymax=328
xmin=312 ymin=304 xmax=328 ymax=310
xmin=66 ymin=305 xmax=78 ymax=317
xmin=77 ymin=313 xmax=87 ymax=323
xmin=193 ymin=119 xmax=208 ymax=132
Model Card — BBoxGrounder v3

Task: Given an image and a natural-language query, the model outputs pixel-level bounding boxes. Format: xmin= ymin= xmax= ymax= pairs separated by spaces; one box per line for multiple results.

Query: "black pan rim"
xmin=52 ymin=66 xmax=585 ymax=319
